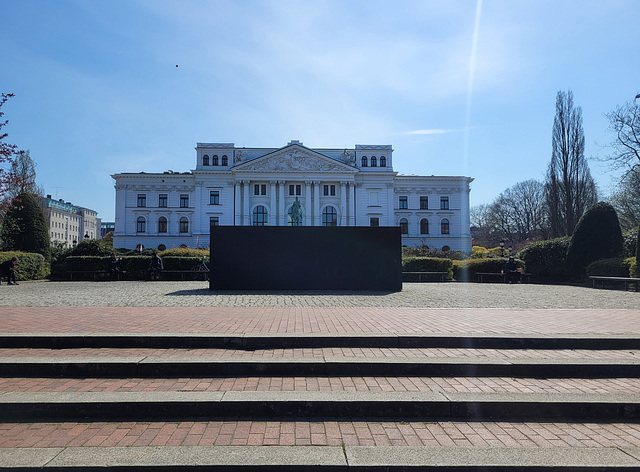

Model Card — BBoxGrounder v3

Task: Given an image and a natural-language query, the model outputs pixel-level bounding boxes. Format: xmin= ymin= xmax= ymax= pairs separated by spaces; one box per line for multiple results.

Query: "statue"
xmin=290 ymin=197 xmax=303 ymax=226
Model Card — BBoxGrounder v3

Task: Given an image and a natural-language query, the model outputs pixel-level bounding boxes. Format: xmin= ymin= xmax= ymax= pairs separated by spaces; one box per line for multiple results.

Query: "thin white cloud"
xmin=403 ymin=129 xmax=461 ymax=135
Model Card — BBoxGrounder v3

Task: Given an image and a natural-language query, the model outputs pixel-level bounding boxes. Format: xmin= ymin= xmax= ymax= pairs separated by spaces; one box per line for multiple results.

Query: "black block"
xmin=209 ymin=226 xmax=402 ymax=291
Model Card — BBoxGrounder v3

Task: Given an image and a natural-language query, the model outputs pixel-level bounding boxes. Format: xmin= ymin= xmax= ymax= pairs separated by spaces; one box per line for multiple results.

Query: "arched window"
xmin=136 ymin=217 xmax=146 ymax=233
xmin=399 ymin=218 xmax=408 ymax=234
xmin=380 ymin=156 xmax=386 ymax=167
xmin=442 ymin=245 xmax=451 ymax=252
xmin=203 ymin=155 xmax=209 ymax=166
xmin=158 ymin=217 xmax=167 ymax=233
xmin=253 ymin=205 xmax=268 ymax=226
xmin=157 ymin=244 xmax=167 ymax=251
xmin=420 ymin=218 xmax=429 ymax=234
xmin=361 ymin=156 xmax=368 ymax=167
xmin=212 ymin=155 xmax=219 ymax=166
xmin=179 ymin=217 xmax=189 ymax=233
xmin=222 ymin=155 xmax=228 ymax=166
xmin=322 ymin=206 xmax=337 ymax=226
xmin=371 ymin=156 xmax=377 ymax=167
xmin=441 ymin=218 xmax=450 ymax=234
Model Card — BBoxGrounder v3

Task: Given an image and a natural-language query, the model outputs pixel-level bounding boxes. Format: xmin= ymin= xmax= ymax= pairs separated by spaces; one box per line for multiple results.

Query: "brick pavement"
xmin=2 ymin=421 xmax=640 ymax=449
xmin=1 ymin=306 xmax=640 ymax=334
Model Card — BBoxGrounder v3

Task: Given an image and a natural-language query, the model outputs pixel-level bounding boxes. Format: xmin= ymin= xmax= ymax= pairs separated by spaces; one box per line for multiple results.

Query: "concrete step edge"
xmin=1 ymin=356 xmax=639 ymax=378
xmin=2 ymin=333 xmax=640 ymax=350
xmin=2 ymin=391 xmax=639 ymax=422
xmin=2 ymin=445 xmax=640 ymax=470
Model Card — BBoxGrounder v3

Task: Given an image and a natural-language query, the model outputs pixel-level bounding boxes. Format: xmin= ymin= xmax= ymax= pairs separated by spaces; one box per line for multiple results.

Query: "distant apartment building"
xmin=39 ymin=195 xmax=101 ymax=247
xmin=101 ymin=221 xmax=115 ymax=238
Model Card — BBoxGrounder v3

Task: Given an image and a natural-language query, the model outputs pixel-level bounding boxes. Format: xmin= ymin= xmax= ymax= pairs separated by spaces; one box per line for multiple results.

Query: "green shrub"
xmin=452 ymin=258 xmax=518 ymax=282
xmin=586 ymin=258 xmax=630 ymax=277
xmin=517 ymin=237 xmax=570 ymax=282
xmin=70 ymin=239 xmax=115 ymax=257
xmin=159 ymin=248 xmax=209 ymax=259
xmin=628 ymin=257 xmax=637 ymax=278
xmin=1 ymin=193 xmax=51 ymax=261
xmin=161 ymin=256 xmax=208 ymax=270
xmin=402 ymin=257 xmax=453 ymax=280
xmin=402 ymin=246 xmax=467 ymax=260
xmin=566 ymin=202 xmax=624 ymax=281
xmin=0 ymin=251 xmax=49 ymax=280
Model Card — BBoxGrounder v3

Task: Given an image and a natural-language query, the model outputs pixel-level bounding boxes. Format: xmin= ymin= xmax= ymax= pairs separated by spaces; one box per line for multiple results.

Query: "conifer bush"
xmin=0 ymin=192 xmax=50 ymax=261
xmin=566 ymin=202 xmax=624 ymax=281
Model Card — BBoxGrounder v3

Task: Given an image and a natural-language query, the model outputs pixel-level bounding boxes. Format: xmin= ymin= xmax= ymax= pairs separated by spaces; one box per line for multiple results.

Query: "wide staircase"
xmin=1 ymin=331 xmax=640 ymax=470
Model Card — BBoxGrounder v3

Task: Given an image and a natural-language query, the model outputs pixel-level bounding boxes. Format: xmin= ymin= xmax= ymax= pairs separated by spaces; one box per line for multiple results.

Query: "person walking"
xmin=148 ymin=252 xmax=163 ymax=280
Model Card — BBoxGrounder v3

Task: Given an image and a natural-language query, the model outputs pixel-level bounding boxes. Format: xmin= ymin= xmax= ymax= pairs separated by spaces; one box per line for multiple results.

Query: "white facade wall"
xmin=113 ymin=142 xmax=473 ymax=252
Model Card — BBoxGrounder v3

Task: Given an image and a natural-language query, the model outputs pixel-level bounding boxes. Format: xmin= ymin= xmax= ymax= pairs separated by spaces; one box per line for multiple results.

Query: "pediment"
xmin=233 ymin=145 xmax=356 ymax=173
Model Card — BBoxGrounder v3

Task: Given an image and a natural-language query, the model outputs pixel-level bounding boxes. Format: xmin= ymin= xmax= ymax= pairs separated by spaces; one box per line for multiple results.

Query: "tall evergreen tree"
xmin=545 ymin=90 xmax=598 ymax=237
xmin=0 ymin=192 xmax=50 ymax=260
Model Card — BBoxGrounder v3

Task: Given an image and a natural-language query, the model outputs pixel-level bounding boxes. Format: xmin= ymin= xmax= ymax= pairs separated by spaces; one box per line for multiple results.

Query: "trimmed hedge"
xmin=566 ymin=202 xmax=624 ymax=281
xmin=518 ymin=237 xmax=570 ymax=282
xmin=159 ymin=248 xmax=209 ymax=258
xmin=402 ymin=257 xmax=453 ymax=280
xmin=58 ymin=255 xmax=209 ymax=280
xmin=452 ymin=258 xmax=519 ymax=282
xmin=585 ymin=258 xmax=630 ymax=278
xmin=0 ymin=251 xmax=49 ymax=281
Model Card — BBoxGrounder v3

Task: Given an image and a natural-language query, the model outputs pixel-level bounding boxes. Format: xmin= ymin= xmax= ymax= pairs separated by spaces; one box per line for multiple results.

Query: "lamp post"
xmin=508 ymin=244 xmax=513 ymax=256
xmin=499 ymin=240 xmax=505 ymax=257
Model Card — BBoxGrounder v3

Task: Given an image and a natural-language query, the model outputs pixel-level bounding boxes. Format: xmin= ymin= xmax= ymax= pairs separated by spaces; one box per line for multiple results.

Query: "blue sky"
xmin=1 ymin=0 xmax=639 ymax=222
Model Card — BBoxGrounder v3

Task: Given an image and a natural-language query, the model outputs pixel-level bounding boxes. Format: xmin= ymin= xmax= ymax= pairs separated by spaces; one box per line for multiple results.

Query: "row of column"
xmin=233 ymin=180 xmax=356 ymax=227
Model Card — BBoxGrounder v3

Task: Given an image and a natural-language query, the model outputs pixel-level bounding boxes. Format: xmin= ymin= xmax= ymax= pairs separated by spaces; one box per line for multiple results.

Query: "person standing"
xmin=148 ymin=252 xmax=163 ymax=280
xmin=0 ymin=256 xmax=19 ymax=285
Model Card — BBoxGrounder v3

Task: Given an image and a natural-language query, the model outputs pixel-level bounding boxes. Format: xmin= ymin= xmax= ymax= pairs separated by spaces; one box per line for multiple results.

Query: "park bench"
xmin=476 ymin=272 xmax=532 ymax=283
xmin=590 ymin=276 xmax=640 ymax=292
xmin=67 ymin=270 xmax=122 ymax=281
xmin=161 ymin=269 xmax=209 ymax=281
xmin=402 ymin=271 xmax=449 ymax=282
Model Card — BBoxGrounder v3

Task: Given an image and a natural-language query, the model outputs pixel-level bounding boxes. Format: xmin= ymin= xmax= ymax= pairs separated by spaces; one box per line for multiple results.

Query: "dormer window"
xmin=361 ymin=156 xmax=368 ymax=167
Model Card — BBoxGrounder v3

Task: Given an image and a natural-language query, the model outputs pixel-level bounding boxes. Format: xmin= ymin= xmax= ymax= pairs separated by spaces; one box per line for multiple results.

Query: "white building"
xmin=112 ymin=141 xmax=473 ymax=251
xmin=40 ymin=196 xmax=101 ymax=248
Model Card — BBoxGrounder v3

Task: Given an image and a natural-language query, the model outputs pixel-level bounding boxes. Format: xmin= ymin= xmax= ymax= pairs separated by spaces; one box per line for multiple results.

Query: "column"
xmin=278 ymin=181 xmax=286 ymax=226
xmin=387 ymin=184 xmax=395 ymax=226
xmin=305 ymin=181 xmax=312 ymax=226
xmin=340 ymin=181 xmax=347 ymax=227
xmin=349 ymin=183 xmax=356 ymax=226
xmin=234 ymin=182 xmax=241 ymax=226
xmin=270 ymin=181 xmax=277 ymax=226
xmin=313 ymin=182 xmax=320 ymax=226
xmin=243 ymin=180 xmax=250 ymax=226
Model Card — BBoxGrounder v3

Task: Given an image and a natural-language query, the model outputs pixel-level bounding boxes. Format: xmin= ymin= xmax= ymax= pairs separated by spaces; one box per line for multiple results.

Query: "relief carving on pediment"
xmin=241 ymin=149 xmax=348 ymax=172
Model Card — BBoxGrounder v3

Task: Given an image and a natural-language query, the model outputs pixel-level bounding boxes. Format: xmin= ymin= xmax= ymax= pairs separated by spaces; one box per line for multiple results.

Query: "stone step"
xmin=2 ymin=332 xmax=639 ymax=350
xmin=3 ymin=445 xmax=640 ymax=470
xmin=2 ymin=391 xmax=639 ymax=422
xmin=3 ymin=376 xmax=637 ymax=395
xmin=2 ymin=355 xmax=639 ymax=378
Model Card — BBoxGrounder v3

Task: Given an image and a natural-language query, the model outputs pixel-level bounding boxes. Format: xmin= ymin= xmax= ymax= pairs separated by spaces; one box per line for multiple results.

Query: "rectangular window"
xmin=137 ymin=194 xmax=146 ymax=207
xmin=324 ymin=184 xmax=336 ymax=196
xmin=323 ymin=185 xmax=329 ymax=196
xmin=440 ymin=196 xmax=449 ymax=210
xmin=261 ymin=184 xmax=267 ymax=195
xmin=399 ymin=196 xmax=408 ymax=209
xmin=180 ymin=194 xmax=189 ymax=208
xmin=255 ymin=184 xmax=260 ymax=195
xmin=158 ymin=194 xmax=167 ymax=208
xmin=331 ymin=185 xmax=336 ymax=196
xmin=290 ymin=184 xmax=301 ymax=196
xmin=210 ymin=217 xmax=219 ymax=227
xmin=370 ymin=217 xmax=380 ymax=227
xmin=420 ymin=196 xmax=429 ymax=209
xmin=210 ymin=191 xmax=220 ymax=205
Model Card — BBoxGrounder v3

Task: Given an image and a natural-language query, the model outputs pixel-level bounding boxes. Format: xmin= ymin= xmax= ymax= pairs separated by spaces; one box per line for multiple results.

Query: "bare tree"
xmin=545 ymin=90 xmax=598 ymax=237
xmin=7 ymin=150 xmax=41 ymax=198
xmin=608 ymin=170 xmax=640 ymax=231
xmin=604 ymin=96 xmax=640 ymax=176
xmin=0 ymin=93 xmax=18 ymax=201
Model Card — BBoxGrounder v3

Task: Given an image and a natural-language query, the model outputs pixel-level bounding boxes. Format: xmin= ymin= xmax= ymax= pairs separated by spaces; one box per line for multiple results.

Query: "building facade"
xmin=112 ymin=141 xmax=473 ymax=251
xmin=39 ymin=196 xmax=101 ymax=248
